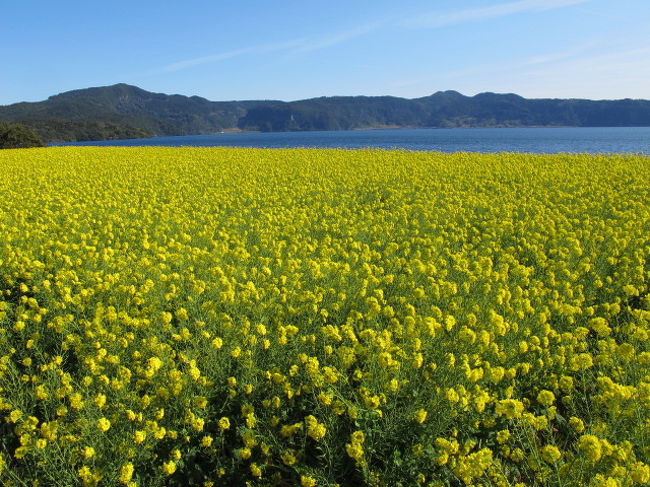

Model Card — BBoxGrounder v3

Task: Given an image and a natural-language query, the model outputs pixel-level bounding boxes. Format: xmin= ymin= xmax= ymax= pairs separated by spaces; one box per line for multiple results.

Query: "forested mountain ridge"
xmin=2 ymin=84 xmax=650 ymax=142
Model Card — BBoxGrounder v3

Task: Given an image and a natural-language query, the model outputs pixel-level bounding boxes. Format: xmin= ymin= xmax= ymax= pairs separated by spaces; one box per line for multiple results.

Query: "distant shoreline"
xmin=48 ymin=126 xmax=650 ymax=155
xmin=202 ymin=123 xmax=642 ymax=137
xmin=48 ymin=124 xmax=633 ymax=144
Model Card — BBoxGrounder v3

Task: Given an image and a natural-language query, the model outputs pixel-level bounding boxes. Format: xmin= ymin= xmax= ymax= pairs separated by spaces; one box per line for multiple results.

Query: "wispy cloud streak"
xmin=156 ymin=20 xmax=384 ymax=73
xmin=404 ymin=0 xmax=591 ymax=29
xmin=159 ymin=39 xmax=307 ymax=73
xmin=522 ymin=40 xmax=601 ymax=66
xmin=290 ymin=21 xmax=384 ymax=54
xmin=523 ymin=45 xmax=650 ymax=76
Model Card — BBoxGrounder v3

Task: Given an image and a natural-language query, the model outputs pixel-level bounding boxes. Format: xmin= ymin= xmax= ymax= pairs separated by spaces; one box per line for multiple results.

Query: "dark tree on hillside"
xmin=0 ymin=122 xmax=44 ymax=148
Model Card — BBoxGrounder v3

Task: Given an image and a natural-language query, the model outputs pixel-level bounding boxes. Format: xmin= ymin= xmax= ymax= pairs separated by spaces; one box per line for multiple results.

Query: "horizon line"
xmin=2 ymin=83 xmax=649 ymax=107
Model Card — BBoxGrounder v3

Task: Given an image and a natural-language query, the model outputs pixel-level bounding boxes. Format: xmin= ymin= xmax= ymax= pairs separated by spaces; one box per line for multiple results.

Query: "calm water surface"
xmin=53 ymin=127 xmax=650 ymax=154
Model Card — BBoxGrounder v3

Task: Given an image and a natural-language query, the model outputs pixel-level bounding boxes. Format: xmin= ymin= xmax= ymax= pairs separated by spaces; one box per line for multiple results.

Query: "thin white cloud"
xmin=161 ymin=48 xmax=256 ymax=73
xmin=404 ymin=0 xmax=592 ymax=29
xmin=155 ymin=20 xmax=384 ymax=73
xmin=290 ymin=21 xmax=384 ymax=54
xmin=159 ymin=38 xmax=307 ymax=73
xmin=522 ymin=45 xmax=650 ymax=85
xmin=522 ymin=39 xmax=601 ymax=65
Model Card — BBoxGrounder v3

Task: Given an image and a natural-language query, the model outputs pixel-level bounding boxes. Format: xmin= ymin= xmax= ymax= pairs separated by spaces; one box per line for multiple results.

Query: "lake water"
xmin=53 ymin=127 xmax=650 ymax=154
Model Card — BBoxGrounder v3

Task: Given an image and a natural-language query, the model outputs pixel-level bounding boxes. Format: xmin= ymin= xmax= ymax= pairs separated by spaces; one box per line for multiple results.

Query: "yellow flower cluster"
xmin=0 ymin=147 xmax=648 ymax=486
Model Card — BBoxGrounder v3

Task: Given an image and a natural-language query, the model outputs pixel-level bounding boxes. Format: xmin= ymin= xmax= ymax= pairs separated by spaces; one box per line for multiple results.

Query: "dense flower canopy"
xmin=0 ymin=147 xmax=649 ymax=486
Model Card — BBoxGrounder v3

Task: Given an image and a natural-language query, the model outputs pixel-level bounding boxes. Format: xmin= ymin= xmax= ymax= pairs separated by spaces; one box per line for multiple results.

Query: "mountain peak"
xmin=48 ymin=83 xmax=149 ymax=100
xmin=473 ymin=91 xmax=525 ymax=100
xmin=430 ymin=90 xmax=465 ymax=98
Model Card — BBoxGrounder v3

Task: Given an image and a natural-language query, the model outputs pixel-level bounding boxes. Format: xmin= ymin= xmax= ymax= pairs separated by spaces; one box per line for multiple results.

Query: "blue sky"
xmin=2 ymin=0 xmax=649 ymax=105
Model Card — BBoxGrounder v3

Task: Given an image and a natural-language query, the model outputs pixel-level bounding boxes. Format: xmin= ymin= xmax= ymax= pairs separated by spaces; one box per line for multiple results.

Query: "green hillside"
xmin=2 ymin=84 xmax=650 ymax=142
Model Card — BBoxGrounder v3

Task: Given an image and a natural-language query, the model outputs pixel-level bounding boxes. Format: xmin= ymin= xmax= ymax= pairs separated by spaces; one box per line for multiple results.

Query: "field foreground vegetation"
xmin=0 ymin=147 xmax=649 ymax=487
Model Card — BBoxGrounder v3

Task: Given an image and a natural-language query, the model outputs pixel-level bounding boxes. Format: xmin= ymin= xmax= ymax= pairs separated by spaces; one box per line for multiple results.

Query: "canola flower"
xmin=0 ymin=147 xmax=649 ymax=486
xmin=119 ymin=462 xmax=134 ymax=484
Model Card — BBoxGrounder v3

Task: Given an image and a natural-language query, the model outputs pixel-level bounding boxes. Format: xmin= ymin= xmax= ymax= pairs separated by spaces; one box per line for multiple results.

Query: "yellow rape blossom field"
xmin=0 ymin=147 xmax=649 ymax=487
